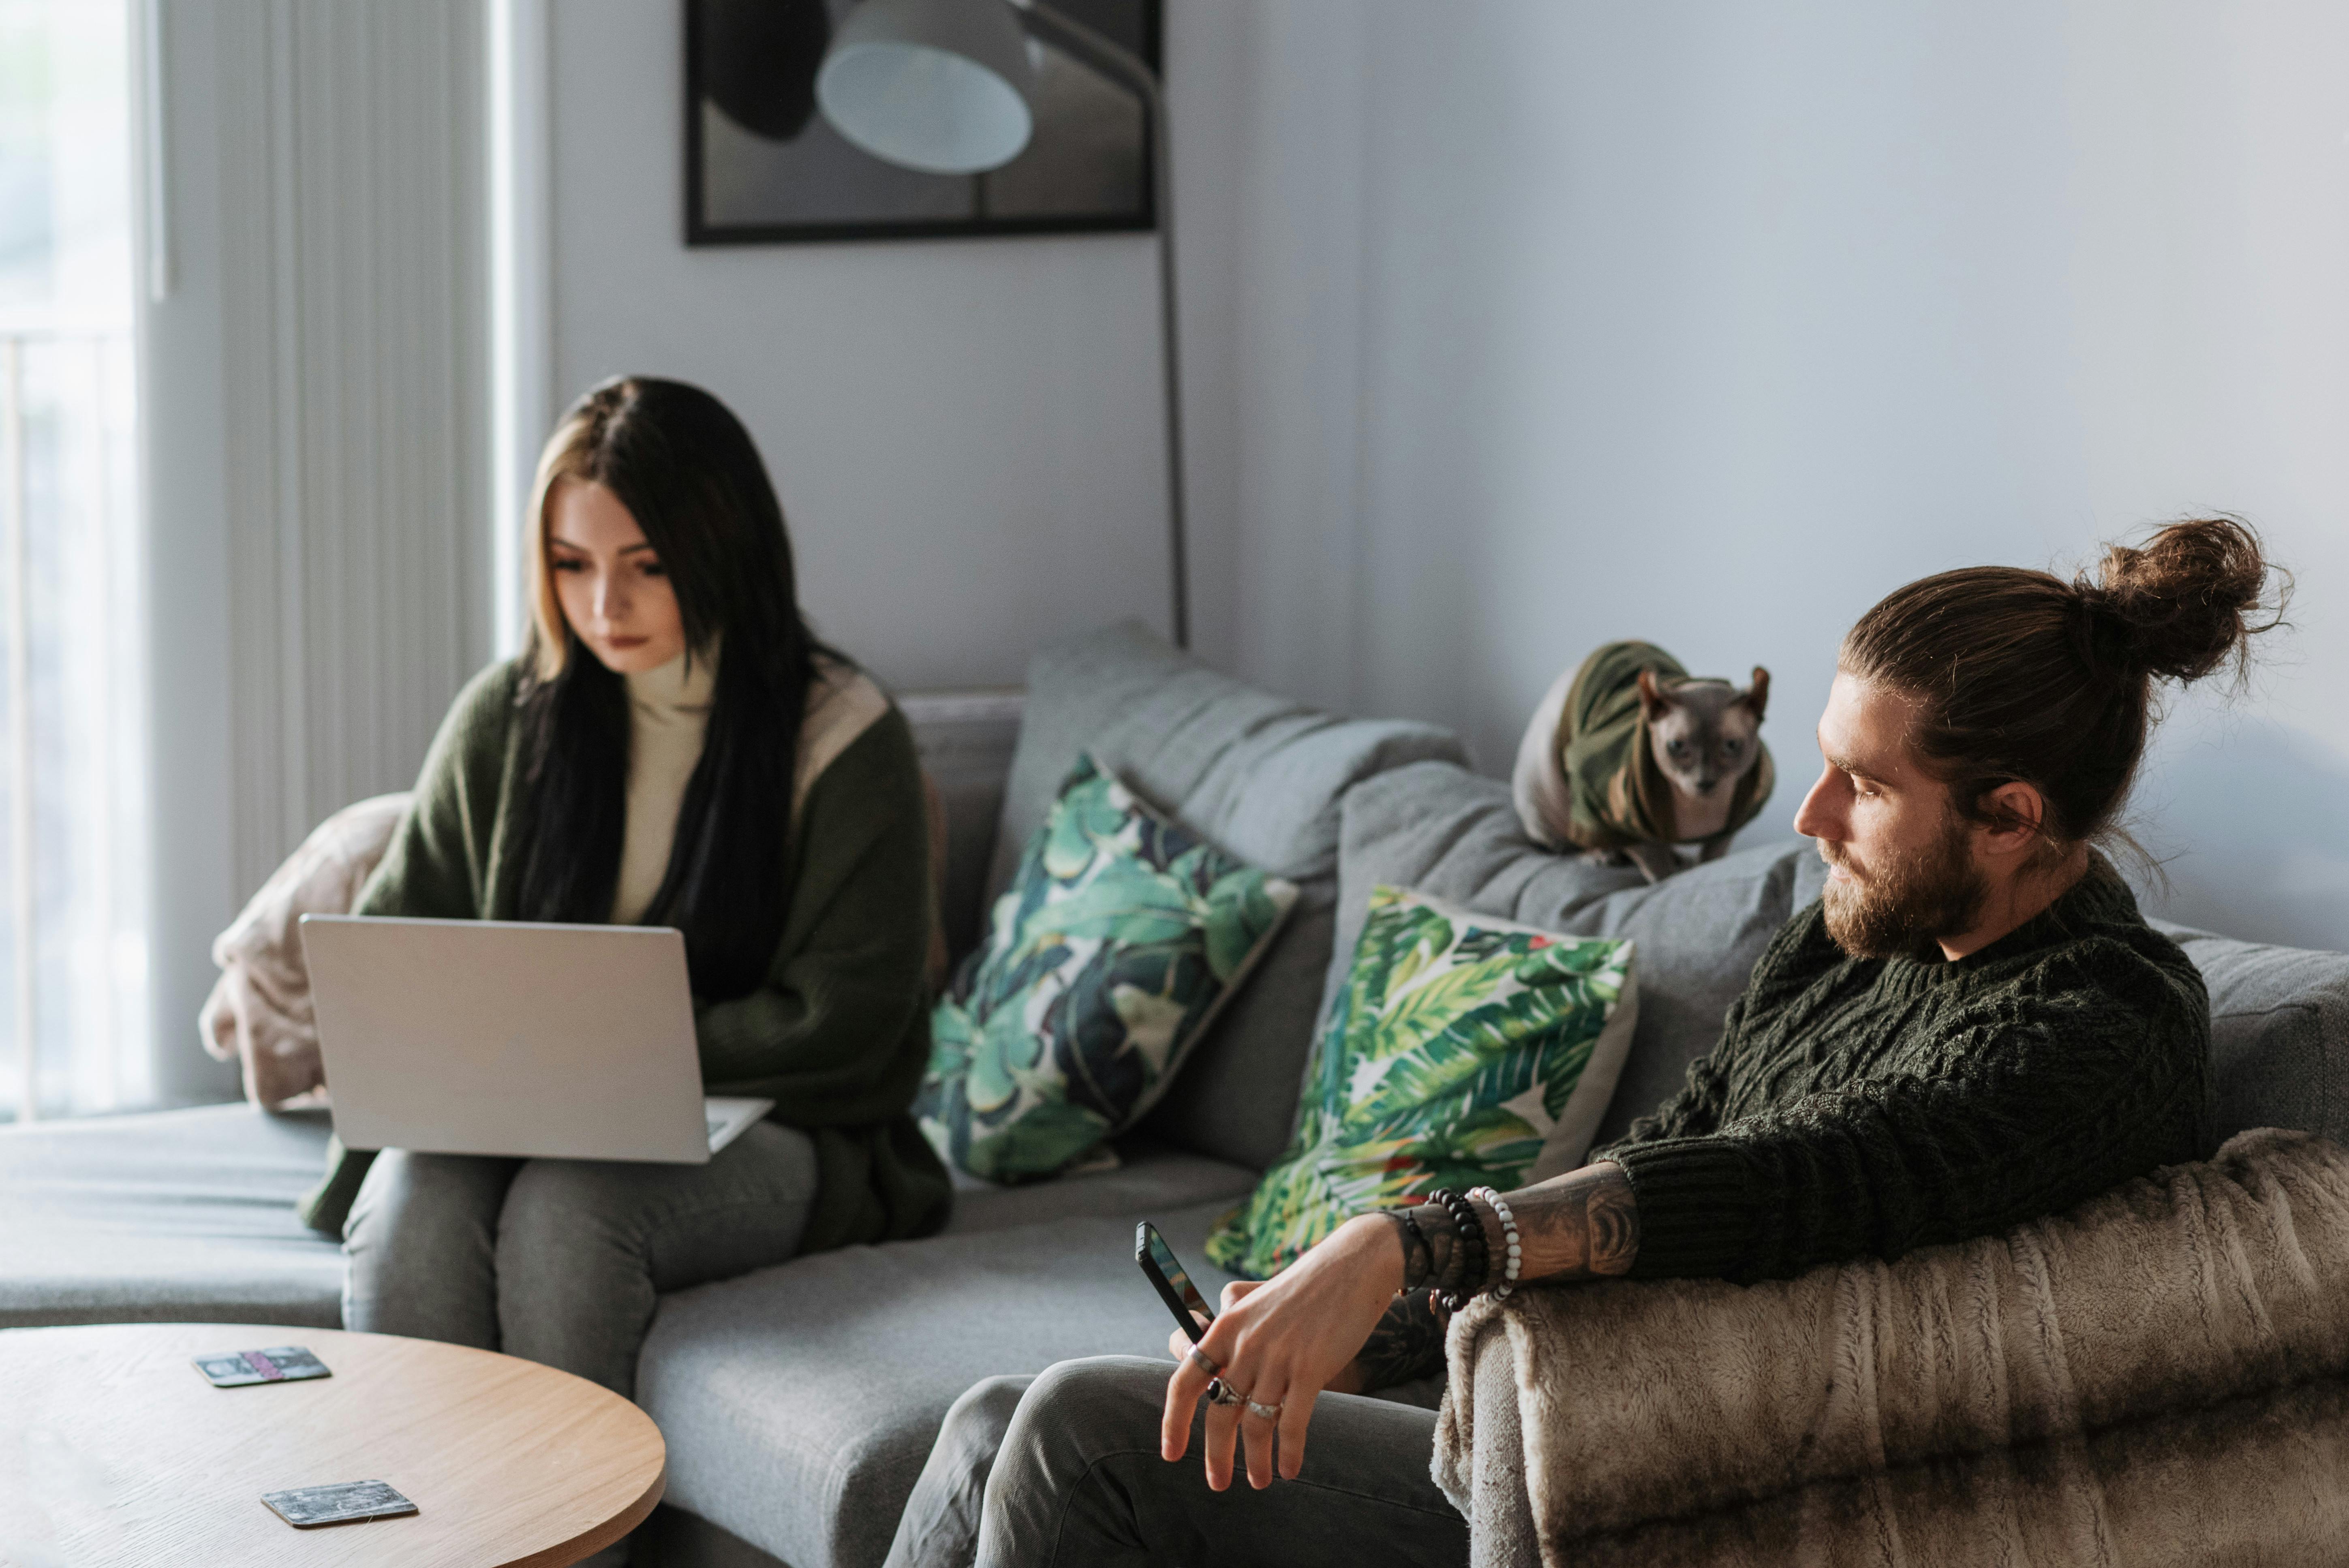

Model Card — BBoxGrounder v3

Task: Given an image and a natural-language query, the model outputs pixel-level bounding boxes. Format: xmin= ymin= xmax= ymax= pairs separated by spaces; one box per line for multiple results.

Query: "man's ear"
xmin=1636 ymin=667 xmax=1673 ymax=720
xmin=1974 ymin=779 xmax=2049 ymax=858
xmin=1744 ymin=666 xmax=1770 ymax=722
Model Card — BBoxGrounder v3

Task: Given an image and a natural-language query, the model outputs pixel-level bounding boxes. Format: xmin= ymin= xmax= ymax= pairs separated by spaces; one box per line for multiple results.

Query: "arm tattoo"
xmin=1506 ymin=1161 xmax=1640 ymax=1283
xmin=1351 ymin=1288 xmax=1448 ymax=1393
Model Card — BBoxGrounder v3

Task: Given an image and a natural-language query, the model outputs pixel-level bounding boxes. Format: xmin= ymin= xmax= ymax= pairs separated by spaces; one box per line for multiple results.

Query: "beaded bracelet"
xmin=1469 ymin=1185 xmax=1522 ymax=1300
xmin=1428 ymin=1189 xmax=1488 ymax=1312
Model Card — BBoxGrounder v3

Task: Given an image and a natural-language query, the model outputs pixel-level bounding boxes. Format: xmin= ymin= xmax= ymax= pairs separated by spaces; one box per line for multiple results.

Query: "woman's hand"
xmin=1159 ymin=1214 xmax=1406 ymax=1491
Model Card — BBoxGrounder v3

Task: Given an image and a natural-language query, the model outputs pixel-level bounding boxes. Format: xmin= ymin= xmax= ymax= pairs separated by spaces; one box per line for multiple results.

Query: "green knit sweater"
xmin=296 ymin=658 xmax=952 ymax=1250
xmin=1592 ymin=860 xmax=2210 ymax=1284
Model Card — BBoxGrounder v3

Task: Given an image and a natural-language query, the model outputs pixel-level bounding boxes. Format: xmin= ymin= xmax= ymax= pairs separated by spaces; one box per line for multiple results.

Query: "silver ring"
xmin=1244 ymin=1397 xmax=1281 ymax=1422
xmin=1187 ymin=1345 xmax=1220 ymax=1378
xmin=1206 ymin=1378 xmax=1244 ymax=1407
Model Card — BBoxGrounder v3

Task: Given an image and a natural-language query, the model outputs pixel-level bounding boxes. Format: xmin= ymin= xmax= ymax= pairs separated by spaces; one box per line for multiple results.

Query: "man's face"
xmin=1793 ymin=672 xmax=1988 ymax=958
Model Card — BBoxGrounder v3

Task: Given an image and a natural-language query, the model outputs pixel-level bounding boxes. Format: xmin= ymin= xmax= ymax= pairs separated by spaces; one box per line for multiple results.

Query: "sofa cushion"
xmin=637 ymin=1194 xmax=1253 ymax=1568
xmin=2153 ymin=922 xmax=2349 ymax=1151
xmin=920 ymin=755 xmax=1298 ymax=1183
xmin=993 ymin=621 xmax=1467 ymax=1171
xmin=1331 ymin=761 xmax=1827 ymax=1149
xmin=1207 ymin=888 xmax=1637 ymax=1280
xmin=0 ymin=1104 xmax=344 ymax=1329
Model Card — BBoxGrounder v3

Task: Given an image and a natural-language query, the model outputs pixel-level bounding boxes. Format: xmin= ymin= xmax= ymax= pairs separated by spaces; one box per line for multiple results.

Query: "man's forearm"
xmin=1506 ymin=1159 xmax=1641 ymax=1281
xmin=1343 ymin=1163 xmax=1643 ymax=1394
xmin=1392 ymin=1161 xmax=1641 ymax=1293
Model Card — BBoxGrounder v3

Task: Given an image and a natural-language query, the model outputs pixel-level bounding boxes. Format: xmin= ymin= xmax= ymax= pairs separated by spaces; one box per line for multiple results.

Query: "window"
xmin=0 ymin=0 xmax=145 ymax=1119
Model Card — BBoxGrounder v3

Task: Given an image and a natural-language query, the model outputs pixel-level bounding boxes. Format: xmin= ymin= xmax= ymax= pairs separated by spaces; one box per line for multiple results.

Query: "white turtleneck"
xmin=611 ymin=647 xmax=719 ymax=926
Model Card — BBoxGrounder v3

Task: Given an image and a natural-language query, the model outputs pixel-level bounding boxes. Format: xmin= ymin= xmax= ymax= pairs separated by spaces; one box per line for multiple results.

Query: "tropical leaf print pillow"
xmin=1205 ymin=886 xmax=1635 ymax=1280
xmin=916 ymin=755 xmax=1299 ymax=1183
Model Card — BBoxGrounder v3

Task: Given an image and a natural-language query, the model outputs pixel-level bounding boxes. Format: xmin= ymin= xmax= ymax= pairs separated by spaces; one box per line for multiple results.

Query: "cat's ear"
xmin=1744 ymin=666 xmax=1770 ymax=721
xmin=1637 ymin=667 xmax=1673 ymax=719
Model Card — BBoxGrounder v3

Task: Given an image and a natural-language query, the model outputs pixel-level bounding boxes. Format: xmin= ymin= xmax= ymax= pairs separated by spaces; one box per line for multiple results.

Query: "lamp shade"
xmin=817 ymin=0 xmax=1036 ymax=175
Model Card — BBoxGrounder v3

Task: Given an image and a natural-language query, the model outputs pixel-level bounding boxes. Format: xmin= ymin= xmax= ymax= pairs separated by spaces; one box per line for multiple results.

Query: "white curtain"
xmin=139 ymin=0 xmax=494 ymax=1109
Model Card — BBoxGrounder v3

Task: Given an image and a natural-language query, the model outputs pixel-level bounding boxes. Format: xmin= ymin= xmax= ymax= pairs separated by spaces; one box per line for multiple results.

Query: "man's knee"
xmin=995 ymin=1356 xmax=1179 ymax=1489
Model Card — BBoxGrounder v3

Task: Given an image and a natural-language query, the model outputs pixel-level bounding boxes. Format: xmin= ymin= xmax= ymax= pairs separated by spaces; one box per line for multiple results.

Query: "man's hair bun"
xmin=2076 ymin=517 xmax=2285 ymax=687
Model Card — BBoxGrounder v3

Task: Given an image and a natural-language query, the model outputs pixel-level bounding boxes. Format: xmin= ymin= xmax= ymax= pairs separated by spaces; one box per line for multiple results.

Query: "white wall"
xmin=541 ymin=0 xmax=1177 ymax=690
xmin=1198 ymin=0 xmax=2349 ymax=951
xmin=534 ymin=0 xmax=2349 ymax=953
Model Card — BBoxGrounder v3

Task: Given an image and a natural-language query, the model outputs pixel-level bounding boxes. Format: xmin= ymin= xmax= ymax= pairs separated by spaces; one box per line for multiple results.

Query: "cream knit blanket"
xmin=1434 ymin=1127 xmax=2349 ymax=1566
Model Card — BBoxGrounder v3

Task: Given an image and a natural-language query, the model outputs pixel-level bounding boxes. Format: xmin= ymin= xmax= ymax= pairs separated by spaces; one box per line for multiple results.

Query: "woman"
xmin=298 ymin=376 xmax=949 ymax=1403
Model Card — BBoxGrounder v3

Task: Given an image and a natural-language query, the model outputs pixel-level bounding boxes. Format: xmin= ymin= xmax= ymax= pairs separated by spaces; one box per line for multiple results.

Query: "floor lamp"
xmin=816 ymin=0 xmax=1190 ymax=649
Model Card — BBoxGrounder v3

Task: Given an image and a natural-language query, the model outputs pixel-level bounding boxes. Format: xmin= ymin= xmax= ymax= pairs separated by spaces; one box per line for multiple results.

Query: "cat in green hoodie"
xmin=1512 ymin=640 xmax=1774 ymax=883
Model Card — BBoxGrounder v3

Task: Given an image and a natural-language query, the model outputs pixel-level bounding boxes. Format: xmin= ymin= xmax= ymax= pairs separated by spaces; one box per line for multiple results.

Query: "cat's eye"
xmin=1722 ymin=739 xmax=1742 ymax=755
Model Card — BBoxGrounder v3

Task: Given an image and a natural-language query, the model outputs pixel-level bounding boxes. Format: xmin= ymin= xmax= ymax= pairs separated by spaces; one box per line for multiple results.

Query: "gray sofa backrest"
xmin=901 ymin=690 xmax=1024 ymax=966
xmin=1335 ymin=758 xmax=2349 ymax=1154
xmin=981 ymin=621 xmax=1468 ymax=1170
xmin=2154 ymin=923 xmax=2349 ymax=1150
xmin=909 ymin=647 xmax=2349 ymax=1178
xmin=1330 ymin=759 xmax=1829 ymax=1148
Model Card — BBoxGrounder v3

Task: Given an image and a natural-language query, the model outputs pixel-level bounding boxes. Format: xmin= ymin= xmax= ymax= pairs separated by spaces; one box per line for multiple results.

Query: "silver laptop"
xmin=300 ymin=915 xmax=772 ymax=1164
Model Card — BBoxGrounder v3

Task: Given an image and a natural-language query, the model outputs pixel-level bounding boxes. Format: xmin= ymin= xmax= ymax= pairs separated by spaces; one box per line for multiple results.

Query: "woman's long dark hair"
xmin=516 ymin=376 xmax=828 ymax=999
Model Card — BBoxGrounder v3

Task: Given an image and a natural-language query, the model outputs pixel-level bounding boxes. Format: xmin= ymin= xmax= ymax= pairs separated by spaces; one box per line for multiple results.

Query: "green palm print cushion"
xmin=917 ymin=755 xmax=1299 ymax=1183
xmin=1206 ymin=886 xmax=1634 ymax=1280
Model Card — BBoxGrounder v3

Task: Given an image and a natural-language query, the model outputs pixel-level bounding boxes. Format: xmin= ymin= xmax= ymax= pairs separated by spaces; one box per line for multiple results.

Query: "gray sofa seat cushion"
xmin=637 ymin=1196 xmax=1250 ymax=1568
xmin=941 ymin=1142 xmax=1259 ymax=1235
xmin=0 ymin=1104 xmax=343 ymax=1329
xmin=2153 ymin=921 xmax=2349 ymax=1150
xmin=990 ymin=621 xmax=1467 ymax=1171
xmin=1331 ymin=760 xmax=1827 ymax=1148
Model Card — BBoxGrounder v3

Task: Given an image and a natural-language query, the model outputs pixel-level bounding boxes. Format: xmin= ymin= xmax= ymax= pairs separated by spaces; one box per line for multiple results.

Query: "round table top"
xmin=0 ymin=1322 xmax=665 ymax=1567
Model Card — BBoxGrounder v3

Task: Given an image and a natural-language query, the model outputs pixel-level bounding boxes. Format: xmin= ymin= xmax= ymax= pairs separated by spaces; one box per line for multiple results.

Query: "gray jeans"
xmin=888 ymin=1356 xmax=1469 ymax=1568
xmin=341 ymin=1121 xmax=818 ymax=1400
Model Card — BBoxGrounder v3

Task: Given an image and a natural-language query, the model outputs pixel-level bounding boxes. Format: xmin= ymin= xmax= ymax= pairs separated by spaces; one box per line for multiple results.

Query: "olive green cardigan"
xmin=296 ymin=658 xmax=952 ymax=1250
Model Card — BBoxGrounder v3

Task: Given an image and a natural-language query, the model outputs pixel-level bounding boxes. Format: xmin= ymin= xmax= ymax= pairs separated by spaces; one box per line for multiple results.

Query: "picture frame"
xmin=684 ymin=0 xmax=1162 ymax=246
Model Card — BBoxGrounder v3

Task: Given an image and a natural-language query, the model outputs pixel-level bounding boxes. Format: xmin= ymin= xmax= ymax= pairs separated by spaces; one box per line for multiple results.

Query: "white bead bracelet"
xmin=1469 ymin=1186 xmax=1522 ymax=1299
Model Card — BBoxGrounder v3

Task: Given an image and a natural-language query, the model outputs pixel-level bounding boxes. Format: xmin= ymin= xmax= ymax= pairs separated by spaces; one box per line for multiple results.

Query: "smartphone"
xmin=1136 ymin=1221 xmax=1216 ymax=1343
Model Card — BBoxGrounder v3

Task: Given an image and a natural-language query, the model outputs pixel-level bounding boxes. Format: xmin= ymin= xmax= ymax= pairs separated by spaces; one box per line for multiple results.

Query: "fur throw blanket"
xmin=199 ymin=792 xmax=410 ymax=1107
xmin=1433 ymin=1127 xmax=2349 ymax=1566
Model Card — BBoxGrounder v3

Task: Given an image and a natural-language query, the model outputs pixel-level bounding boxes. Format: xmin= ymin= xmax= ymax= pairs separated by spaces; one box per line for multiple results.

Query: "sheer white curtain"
xmin=130 ymin=0 xmax=494 ymax=1112
xmin=0 ymin=0 xmax=148 ymax=1120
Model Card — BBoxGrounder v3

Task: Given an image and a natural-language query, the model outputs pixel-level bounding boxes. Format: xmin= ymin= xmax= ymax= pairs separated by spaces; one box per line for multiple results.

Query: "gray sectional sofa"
xmin=5 ymin=620 xmax=2346 ymax=1568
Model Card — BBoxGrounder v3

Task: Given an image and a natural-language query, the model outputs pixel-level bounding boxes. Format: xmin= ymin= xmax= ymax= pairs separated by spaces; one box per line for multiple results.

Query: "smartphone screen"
xmin=1136 ymin=1221 xmax=1215 ymax=1343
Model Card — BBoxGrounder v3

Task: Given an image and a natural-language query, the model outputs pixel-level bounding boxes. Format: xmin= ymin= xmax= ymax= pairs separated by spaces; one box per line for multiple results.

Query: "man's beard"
xmin=1820 ymin=817 xmax=1989 ymax=960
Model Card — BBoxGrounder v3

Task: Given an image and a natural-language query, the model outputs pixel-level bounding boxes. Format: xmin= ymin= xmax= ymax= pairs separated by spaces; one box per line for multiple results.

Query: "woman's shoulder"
xmin=420 ymin=656 xmax=533 ymax=770
xmin=793 ymin=654 xmax=911 ymax=819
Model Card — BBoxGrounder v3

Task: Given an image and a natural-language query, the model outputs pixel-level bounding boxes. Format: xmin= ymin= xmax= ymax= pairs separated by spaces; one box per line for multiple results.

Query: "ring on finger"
xmin=1206 ymin=1378 xmax=1245 ymax=1407
xmin=1243 ymin=1397 xmax=1281 ymax=1422
xmin=1187 ymin=1346 xmax=1221 ymax=1378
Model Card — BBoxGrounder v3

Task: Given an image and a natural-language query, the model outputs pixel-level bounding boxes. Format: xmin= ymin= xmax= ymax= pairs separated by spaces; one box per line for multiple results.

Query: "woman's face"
xmin=546 ymin=477 xmax=688 ymax=675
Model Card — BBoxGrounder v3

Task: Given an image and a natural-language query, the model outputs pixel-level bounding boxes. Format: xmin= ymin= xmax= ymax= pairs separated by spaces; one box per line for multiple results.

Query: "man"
xmin=912 ymin=519 xmax=2275 ymax=1568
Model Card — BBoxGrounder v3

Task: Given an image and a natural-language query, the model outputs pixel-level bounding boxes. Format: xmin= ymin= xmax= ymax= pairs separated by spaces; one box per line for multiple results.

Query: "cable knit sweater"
xmin=1592 ymin=859 xmax=2210 ymax=1284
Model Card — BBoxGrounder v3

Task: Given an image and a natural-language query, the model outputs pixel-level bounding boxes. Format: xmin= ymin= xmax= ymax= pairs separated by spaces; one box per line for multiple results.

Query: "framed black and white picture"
xmin=685 ymin=0 xmax=1161 ymax=245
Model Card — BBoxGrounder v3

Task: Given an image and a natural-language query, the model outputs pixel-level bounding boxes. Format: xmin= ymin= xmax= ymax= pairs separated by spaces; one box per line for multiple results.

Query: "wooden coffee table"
xmin=0 ymin=1322 xmax=665 ymax=1566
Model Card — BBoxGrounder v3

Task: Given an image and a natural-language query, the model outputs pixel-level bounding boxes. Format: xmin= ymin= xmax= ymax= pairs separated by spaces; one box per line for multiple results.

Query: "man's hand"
xmin=1160 ymin=1214 xmax=1404 ymax=1491
xmin=1155 ymin=1162 xmax=1640 ymax=1494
